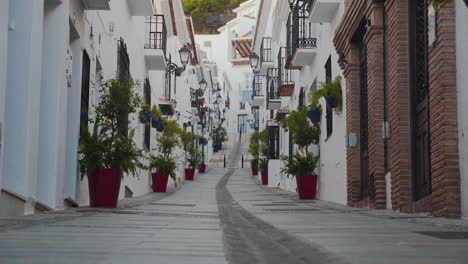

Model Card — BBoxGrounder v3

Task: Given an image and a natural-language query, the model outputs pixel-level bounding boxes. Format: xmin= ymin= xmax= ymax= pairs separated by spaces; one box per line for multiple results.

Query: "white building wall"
xmin=2 ymin=0 xmax=45 ymax=215
xmin=253 ymin=0 xmax=347 ymax=205
xmin=456 ymin=1 xmax=468 ymax=218
xmin=0 ymin=0 xmax=9 ymax=194
xmin=1 ymin=0 xmax=197 ymax=215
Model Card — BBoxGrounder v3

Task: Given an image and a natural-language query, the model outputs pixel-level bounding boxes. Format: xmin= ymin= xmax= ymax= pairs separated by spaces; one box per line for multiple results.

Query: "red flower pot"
xmin=152 ymin=173 xmax=169 ymax=193
xmin=261 ymin=170 xmax=268 ymax=185
xmin=88 ymin=168 xmax=121 ymax=208
xmin=185 ymin=168 xmax=195 ymax=181
xmin=199 ymin=164 xmax=206 ymax=173
xmin=251 ymin=166 xmax=258 ymax=176
xmin=296 ymin=174 xmax=318 ymax=199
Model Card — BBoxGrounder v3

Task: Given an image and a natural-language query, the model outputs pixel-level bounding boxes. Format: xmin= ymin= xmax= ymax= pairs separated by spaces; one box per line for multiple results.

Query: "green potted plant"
xmin=149 ymin=119 xmax=181 ymax=192
xmin=308 ymin=76 xmax=343 ymax=123
xmin=79 ymin=77 xmax=145 ymax=208
xmin=248 ymin=131 xmax=260 ymax=176
xmin=259 ymin=157 xmax=269 ymax=185
xmin=139 ymin=104 xmax=151 ymax=125
xmin=150 ymin=105 xmax=163 ymax=131
xmin=181 ymin=131 xmax=200 ymax=181
xmin=212 ymin=125 xmax=227 ymax=152
xmin=198 ymin=135 xmax=208 ymax=173
xmin=280 ymin=109 xmax=320 ymax=199
xmin=258 ymin=130 xmax=269 ymax=184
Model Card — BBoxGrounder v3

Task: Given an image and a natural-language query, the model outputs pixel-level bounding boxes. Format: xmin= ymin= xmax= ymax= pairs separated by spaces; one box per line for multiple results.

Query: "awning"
xmin=232 ymin=39 xmax=253 ymax=58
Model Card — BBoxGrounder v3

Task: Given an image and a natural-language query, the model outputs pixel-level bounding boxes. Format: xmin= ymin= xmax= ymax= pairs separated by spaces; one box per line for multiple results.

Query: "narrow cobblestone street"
xmin=1 ymin=165 xmax=468 ymax=263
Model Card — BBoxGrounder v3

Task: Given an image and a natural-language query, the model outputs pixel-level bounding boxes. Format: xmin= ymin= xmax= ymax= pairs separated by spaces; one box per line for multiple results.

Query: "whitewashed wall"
xmin=0 ymin=0 xmax=9 ymax=194
xmin=456 ymin=1 xmax=468 ymax=218
xmin=253 ymin=0 xmax=347 ymax=205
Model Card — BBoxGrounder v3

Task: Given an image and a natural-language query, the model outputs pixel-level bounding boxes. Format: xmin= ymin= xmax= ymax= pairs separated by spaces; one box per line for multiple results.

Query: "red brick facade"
xmin=334 ymin=0 xmax=461 ymax=217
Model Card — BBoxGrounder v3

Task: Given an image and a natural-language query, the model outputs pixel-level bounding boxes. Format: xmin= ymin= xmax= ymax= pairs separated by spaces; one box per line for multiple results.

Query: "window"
xmin=268 ymin=126 xmax=280 ymax=159
xmin=118 ymin=38 xmax=130 ymax=137
xmin=325 ymin=56 xmax=333 ymax=138
xmin=80 ymin=51 xmax=91 ymax=138
xmin=143 ymin=78 xmax=151 ymax=151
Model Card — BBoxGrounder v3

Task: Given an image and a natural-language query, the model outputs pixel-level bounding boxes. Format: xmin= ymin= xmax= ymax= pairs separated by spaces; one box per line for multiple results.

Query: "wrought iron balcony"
xmin=277 ymin=47 xmax=295 ymax=97
xmin=144 ymin=15 xmax=167 ymax=70
xmin=252 ymin=75 xmax=266 ymax=107
xmin=266 ymin=68 xmax=281 ymax=110
xmin=287 ymin=6 xmax=318 ymax=67
xmin=308 ymin=0 xmax=341 ymax=23
xmin=259 ymin=37 xmax=274 ymax=74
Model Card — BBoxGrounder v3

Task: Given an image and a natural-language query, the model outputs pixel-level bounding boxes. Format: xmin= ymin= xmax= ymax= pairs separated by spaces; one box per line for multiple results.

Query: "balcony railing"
xmin=278 ymin=47 xmax=293 ymax=85
xmin=260 ymin=37 xmax=273 ymax=63
xmin=145 ymin=15 xmax=167 ymax=57
xmin=267 ymin=68 xmax=279 ymax=101
xmin=253 ymin=75 xmax=265 ymax=96
xmin=287 ymin=6 xmax=317 ymax=57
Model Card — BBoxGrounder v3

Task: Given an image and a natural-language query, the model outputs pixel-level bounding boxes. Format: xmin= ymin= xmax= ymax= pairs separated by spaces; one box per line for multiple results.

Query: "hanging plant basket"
xmin=197 ymin=89 xmax=204 ymax=97
xmin=156 ymin=122 xmax=164 ymax=132
xmin=307 ymin=109 xmax=321 ymax=124
xmin=191 ymin=101 xmax=197 ymax=108
xmin=151 ymin=118 xmax=162 ymax=129
xmin=139 ymin=109 xmax=151 ymax=124
xmin=325 ymin=96 xmax=337 ymax=109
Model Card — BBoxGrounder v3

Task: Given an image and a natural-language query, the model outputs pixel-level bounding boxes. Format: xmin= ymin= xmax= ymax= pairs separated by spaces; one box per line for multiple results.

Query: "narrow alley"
xmin=1 ymin=136 xmax=468 ymax=264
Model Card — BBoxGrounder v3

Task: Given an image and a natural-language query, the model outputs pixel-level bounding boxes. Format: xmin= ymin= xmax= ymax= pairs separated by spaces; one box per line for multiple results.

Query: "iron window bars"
xmin=260 ymin=37 xmax=273 ymax=63
xmin=143 ymin=78 xmax=151 ymax=150
xmin=267 ymin=68 xmax=279 ymax=103
xmin=277 ymin=47 xmax=294 ymax=85
xmin=252 ymin=74 xmax=265 ymax=97
xmin=145 ymin=15 xmax=167 ymax=58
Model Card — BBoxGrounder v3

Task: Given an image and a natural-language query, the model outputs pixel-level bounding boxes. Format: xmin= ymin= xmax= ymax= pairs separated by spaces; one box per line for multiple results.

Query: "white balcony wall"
xmin=456 ymin=1 xmax=468 ymax=218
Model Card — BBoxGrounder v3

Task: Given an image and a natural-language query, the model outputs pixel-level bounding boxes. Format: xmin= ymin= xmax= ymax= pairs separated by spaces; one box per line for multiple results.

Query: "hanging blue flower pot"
xmin=307 ymin=109 xmax=321 ymax=124
xmin=325 ymin=96 xmax=337 ymax=109
xmin=139 ymin=110 xmax=150 ymax=124
xmin=156 ymin=122 xmax=164 ymax=132
xmin=151 ymin=118 xmax=162 ymax=129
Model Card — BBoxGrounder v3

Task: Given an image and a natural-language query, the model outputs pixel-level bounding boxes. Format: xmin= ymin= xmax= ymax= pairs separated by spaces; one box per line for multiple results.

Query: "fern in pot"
xmin=280 ymin=109 xmax=320 ymax=199
xmin=149 ymin=119 xmax=181 ymax=192
xmin=79 ymin=77 xmax=146 ymax=208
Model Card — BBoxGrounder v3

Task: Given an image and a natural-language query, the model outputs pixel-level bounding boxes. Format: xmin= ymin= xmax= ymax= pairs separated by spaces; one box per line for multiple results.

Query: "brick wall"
xmin=427 ymin=3 xmax=461 ymax=217
xmin=385 ymin=0 xmax=413 ymax=211
xmin=334 ymin=0 xmax=461 ymax=217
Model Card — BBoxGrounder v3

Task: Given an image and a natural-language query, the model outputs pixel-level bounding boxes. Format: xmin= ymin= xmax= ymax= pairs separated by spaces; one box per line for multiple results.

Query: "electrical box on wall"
xmin=347 ymin=132 xmax=357 ymax=147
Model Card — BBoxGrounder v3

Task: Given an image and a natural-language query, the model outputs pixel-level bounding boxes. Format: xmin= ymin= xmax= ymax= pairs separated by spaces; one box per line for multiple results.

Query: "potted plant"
xmin=198 ymin=135 xmax=208 ymax=173
xmin=280 ymin=109 xmax=320 ymax=199
xmin=181 ymin=131 xmax=200 ymax=181
xmin=139 ymin=104 xmax=151 ymax=125
xmin=149 ymin=119 xmax=181 ymax=192
xmin=259 ymin=157 xmax=269 ymax=185
xmin=248 ymin=131 xmax=260 ymax=176
xmin=212 ymin=125 xmax=227 ymax=152
xmin=79 ymin=77 xmax=145 ymax=208
xmin=191 ymin=100 xmax=197 ymax=108
xmin=150 ymin=105 xmax=163 ymax=130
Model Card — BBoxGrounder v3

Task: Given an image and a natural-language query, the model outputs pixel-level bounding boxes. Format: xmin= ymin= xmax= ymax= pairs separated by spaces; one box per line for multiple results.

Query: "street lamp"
xmin=179 ymin=45 xmax=191 ymax=69
xmin=249 ymin=52 xmax=259 ymax=72
xmin=199 ymin=79 xmax=207 ymax=90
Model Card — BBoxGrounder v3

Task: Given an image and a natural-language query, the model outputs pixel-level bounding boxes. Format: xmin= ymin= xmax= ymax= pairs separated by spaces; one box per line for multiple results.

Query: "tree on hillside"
xmin=182 ymin=0 xmax=249 ymax=33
